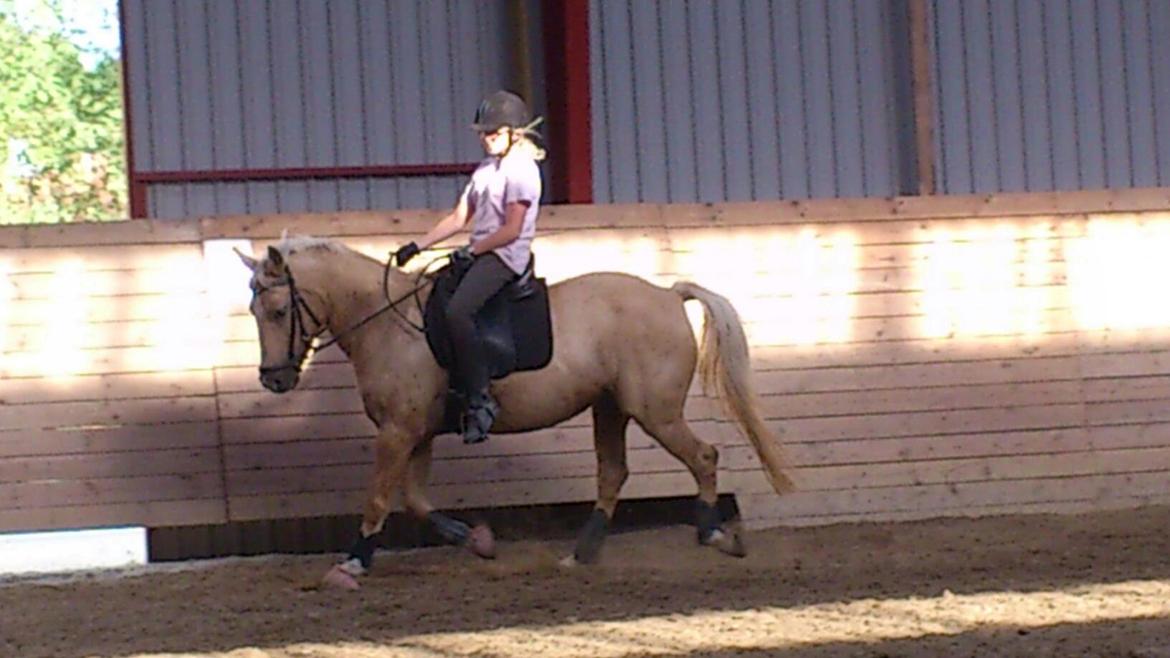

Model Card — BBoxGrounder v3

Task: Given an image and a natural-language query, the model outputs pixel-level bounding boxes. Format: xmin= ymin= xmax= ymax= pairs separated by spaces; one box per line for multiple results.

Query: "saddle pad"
xmin=423 ymin=264 xmax=553 ymax=377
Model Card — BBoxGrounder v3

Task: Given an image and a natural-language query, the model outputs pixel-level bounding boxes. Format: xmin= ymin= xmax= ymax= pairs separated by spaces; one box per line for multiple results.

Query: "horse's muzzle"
xmin=259 ymin=365 xmax=300 ymax=393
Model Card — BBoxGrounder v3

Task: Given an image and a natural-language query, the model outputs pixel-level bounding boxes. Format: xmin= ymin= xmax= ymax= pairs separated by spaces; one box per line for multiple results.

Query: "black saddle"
xmin=423 ymin=256 xmax=553 ymax=383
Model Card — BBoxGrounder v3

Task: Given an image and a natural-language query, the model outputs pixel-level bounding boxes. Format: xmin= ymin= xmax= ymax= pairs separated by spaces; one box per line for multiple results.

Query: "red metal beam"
xmin=542 ymin=0 xmax=592 ymax=204
xmin=118 ymin=0 xmax=147 ymax=218
xmin=136 ymin=163 xmax=477 ymax=184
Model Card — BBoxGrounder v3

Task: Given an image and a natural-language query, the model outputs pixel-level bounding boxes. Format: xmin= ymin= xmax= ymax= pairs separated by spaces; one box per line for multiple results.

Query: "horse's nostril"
xmin=260 ymin=372 xmax=288 ymax=392
xmin=260 ymin=370 xmax=298 ymax=393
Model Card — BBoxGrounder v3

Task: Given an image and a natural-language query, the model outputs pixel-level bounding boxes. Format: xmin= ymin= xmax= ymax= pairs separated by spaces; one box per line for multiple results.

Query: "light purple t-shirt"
xmin=464 ymin=151 xmax=542 ymax=275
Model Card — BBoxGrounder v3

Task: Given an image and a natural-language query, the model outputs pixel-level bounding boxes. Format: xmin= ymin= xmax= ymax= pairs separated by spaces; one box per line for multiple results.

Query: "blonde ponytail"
xmin=512 ymin=135 xmax=547 ymax=162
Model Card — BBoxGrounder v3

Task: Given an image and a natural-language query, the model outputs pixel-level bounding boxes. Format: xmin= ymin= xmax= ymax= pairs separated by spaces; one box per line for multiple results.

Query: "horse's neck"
xmin=299 ymin=250 xmax=422 ymax=357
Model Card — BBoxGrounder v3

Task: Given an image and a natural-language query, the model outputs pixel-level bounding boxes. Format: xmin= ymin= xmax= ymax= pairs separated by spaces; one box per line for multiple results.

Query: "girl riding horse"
xmin=393 ymin=90 xmax=545 ymax=446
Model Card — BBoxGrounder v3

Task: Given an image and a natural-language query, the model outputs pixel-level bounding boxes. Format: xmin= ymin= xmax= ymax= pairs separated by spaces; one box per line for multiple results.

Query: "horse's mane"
xmin=272 ymin=234 xmax=381 ymax=266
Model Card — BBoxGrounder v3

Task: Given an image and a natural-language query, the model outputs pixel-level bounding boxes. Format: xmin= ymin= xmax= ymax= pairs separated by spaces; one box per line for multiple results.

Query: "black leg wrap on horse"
xmin=573 ymin=508 xmax=611 ymax=564
xmin=427 ymin=511 xmax=471 ymax=545
xmin=347 ymin=533 xmax=379 ymax=570
xmin=696 ymin=500 xmax=723 ymax=544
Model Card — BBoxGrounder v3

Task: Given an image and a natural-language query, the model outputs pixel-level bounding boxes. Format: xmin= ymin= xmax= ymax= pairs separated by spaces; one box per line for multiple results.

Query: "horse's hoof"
xmin=467 ymin=523 xmax=496 ymax=559
xmin=558 ymin=554 xmax=578 ymax=568
xmin=707 ymin=527 xmax=748 ymax=558
xmin=321 ymin=564 xmax=361 ymax=591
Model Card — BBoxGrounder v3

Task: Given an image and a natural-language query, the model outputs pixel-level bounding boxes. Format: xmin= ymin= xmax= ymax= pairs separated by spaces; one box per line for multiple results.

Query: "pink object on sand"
xmin=321 ymin=565 xmax=361 ymax=591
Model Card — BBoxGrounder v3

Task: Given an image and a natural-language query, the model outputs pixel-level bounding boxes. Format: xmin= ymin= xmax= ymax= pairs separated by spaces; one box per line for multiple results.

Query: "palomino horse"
xmin=237 ymin=236 xmax=793 ymax=589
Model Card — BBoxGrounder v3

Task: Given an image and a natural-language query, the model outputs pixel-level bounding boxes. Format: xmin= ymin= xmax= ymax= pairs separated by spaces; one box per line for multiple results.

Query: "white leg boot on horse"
xmin=239 ymin=240 xmax=794 ymax=592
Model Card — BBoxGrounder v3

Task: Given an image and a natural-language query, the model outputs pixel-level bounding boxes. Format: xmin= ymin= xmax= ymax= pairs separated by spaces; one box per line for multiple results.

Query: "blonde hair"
xmin=510 ymin=133 xmax=547 ymax=162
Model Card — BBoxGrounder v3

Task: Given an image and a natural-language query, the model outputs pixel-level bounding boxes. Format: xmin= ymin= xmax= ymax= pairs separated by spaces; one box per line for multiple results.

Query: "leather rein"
xmin=254 ymin=261 xmax=432 ymax=377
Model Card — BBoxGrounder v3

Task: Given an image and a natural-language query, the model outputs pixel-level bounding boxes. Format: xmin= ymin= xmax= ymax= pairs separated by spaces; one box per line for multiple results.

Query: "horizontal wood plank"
xmin=0 ymin=244 xmax=203 ymax=273
xmin=0 ymin=448 xmax=220 ymax=483
xmin=3 ymin=294 xmax=209 ymax=326
xmin=0 ymin=219 xmax=200 ymax=248
xmin=0 ymin=421 xmax=220 ymax=457
xmin=741 ymin=493 xmax=1170 ymax=529
xmin=0 ymin=499 xmax=225 ymax=532
xmin=756 ymin=356 xmax=1082 ymax=394
xmin=0 ymin=371 xmax=214 ymax=404
xmin=730 ymin=446 xmax=1170 ymax=493
xmin=738 ymin=469 xmax=1170 ymax=521
xmin=3 ymin=472 xmax=224 ymax=509
xmin=0 ymin=397 xmax=217 ymax=431
xmin=6 ymin=268 xmax=206 ymax=301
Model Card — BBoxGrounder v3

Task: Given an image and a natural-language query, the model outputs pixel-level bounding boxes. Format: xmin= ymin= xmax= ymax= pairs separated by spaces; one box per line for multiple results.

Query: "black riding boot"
xmin=450 ymin=351 xmax=499 ymax=444
xmin=461 ymin=389 xmax=499 ymax=444
xmin=449 ymin=327 xmax=499 ymax=444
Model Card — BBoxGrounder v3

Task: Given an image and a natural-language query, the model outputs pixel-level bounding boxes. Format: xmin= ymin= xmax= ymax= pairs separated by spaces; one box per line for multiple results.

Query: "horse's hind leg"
xmin=402 ymin=439 xmax=494 ymax=559
xmin=571 ymin=393 xmax=630 ymax=564
xmin=639 ymin=416 xmax=746 ymax=557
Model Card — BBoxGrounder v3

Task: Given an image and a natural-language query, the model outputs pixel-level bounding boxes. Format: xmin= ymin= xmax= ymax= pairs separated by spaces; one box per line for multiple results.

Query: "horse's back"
xmin=545 ymin=271 xmax=696 ymax=371
xmin=492 ymin=271 xmax=698 ymax=429
xmin=549 ymin=271 xmax=677 ymax=301
xmin=548 ymin=272 xmax=687 ymax=329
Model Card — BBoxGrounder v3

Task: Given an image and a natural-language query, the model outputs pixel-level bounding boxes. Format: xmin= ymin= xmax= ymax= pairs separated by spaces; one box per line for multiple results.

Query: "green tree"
xmin=0 ymin=1 xmax=126 ymax=224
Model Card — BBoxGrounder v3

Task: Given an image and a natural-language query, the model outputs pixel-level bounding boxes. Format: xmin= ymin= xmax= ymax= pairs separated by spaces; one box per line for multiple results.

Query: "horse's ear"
xmin=265 ymin=245 xmax=286 ymax=276
xmin=234 ymin=247 xmax=259 ymax=273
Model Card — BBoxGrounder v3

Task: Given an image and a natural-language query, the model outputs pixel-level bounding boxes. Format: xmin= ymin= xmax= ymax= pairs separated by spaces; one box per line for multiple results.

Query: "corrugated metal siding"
xmin=123 ymin=0 xmax=514 ymax=218
xmin=931 ymin=0 xmax=1170 ymax=194
xmin=145 ymin=178 xmax=468 ymax=219
xmin=589 ymin=0 xmax=916 ymax=204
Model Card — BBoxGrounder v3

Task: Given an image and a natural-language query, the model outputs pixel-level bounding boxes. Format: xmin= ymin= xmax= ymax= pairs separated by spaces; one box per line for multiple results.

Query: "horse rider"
xmin=393 ymin=90 xmax=546 ymax=444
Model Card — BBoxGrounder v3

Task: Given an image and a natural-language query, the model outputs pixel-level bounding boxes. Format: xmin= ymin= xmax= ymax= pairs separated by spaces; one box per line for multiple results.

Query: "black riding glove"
xmin=394 ymin=242 xmax=420 ymax=266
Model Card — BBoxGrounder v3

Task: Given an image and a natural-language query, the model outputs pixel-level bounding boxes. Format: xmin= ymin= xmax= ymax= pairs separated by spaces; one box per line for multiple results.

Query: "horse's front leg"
xmin=326 ymin=427 xmax=415 ymax=587
xmin=402 ymin=439 xmax=495 ymax=559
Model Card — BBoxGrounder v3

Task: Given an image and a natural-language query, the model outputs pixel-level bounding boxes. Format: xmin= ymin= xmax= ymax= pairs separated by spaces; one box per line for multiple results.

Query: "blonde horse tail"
xmin=672 ymin=281 xmax=795 ymax=495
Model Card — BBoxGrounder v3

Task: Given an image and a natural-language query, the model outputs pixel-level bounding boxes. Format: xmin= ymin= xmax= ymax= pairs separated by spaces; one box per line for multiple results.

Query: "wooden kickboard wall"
xmin=3 ymin=187 xmax=1170 ymax=533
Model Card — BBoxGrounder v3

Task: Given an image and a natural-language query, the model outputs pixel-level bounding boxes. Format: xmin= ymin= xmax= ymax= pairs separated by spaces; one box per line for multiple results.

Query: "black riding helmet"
xmin=471 ymin=90 xmax=531 ymax=133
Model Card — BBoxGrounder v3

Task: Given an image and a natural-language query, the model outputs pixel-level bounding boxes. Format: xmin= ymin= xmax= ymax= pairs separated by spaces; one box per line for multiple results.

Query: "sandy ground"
xmin=3 ymin=505 xmax=1170 ymax=658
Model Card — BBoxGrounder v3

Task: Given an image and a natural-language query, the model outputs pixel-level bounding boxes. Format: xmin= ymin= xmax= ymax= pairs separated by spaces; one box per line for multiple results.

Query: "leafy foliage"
xmin=0 ymin=1 xmax=125 ymax=223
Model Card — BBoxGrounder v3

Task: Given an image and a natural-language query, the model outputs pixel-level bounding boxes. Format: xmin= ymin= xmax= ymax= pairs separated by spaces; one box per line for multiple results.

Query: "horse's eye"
xmin=270 ymin=307 xmax=288 ymax=321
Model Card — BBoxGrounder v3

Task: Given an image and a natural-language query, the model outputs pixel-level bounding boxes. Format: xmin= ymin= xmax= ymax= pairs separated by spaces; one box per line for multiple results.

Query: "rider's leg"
xmin=445 ymin=253 xmax=515 ymax=443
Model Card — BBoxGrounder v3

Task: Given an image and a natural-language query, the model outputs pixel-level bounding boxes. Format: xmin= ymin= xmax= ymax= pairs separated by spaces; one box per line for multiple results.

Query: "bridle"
xmin=253 ymin=261 xmax=432 ymax=378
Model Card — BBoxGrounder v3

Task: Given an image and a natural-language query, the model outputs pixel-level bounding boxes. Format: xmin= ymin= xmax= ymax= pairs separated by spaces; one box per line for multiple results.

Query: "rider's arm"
xmin=417 ymin=191 xmax=472 ymax=250
xmin=471 ymin=200 xmax=528 ymax=255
